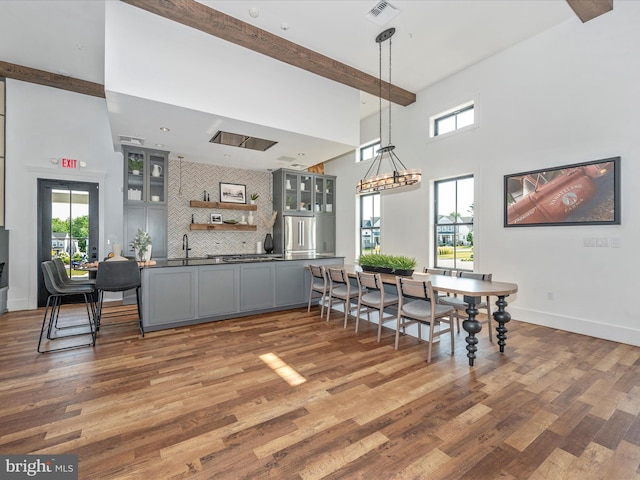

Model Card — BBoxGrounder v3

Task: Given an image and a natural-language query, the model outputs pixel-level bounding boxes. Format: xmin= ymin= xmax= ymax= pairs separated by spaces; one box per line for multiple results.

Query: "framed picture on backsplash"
xmin=220 ymin=182 xmax=246 ymax=204
xmin=211 ymin=213 xmax=222 ymax=224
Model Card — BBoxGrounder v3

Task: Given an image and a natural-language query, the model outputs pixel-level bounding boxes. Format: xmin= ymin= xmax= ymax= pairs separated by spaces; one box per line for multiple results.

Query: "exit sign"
xmin=61 ymin=158 xmax=78 ymax=169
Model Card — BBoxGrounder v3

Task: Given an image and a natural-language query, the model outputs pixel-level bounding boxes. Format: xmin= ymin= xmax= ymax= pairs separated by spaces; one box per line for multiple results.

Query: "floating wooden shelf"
xmin=190 ymin=200 xmax=257 ymax=211
xmin=190 ymin=223 xmax=257 ymax=231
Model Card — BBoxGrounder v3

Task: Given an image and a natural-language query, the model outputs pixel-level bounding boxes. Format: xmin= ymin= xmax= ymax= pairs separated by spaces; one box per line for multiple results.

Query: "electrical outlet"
xmin=596 ymin=237 xmax=609 ymax=247
xmin=583 ymin=237 xmax=596 ymax=247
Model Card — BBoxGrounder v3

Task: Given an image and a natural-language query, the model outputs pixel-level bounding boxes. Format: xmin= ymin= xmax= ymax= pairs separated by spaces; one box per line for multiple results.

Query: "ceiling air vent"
xmin=210 ymin=130 xmax=277 ymax=152
xmin=119 ymin=135 xmax=144 ymax=146
xmin=365 ymin=1 xmax=400 ymax=26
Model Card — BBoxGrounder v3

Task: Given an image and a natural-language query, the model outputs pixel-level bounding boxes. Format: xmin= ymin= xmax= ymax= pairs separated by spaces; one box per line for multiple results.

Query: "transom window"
xmin=359 ymin=193 xmax=380 ymax=256
xmin=434 ymin=175 xmax=474 ymax=270
xmin=431 ymin=102 xmax=474 ymax=137
xmin=357 ymin=139 xmax=381 ymax=163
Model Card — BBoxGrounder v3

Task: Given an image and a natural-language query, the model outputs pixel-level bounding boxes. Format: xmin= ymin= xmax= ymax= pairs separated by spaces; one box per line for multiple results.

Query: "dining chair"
xmin=355 ymin=271 xmax=398 ymax=342
xmin=326 ymin=267 xmax=359 ymax=328
xmin=395 ymin=277 xmax=455 ymax=362
xmin=38 ymin=260 xmax=96 ymax=353
xmin=94 ymin=260 xmax=144 ymax=336
xmin=307 ymin=264 xmax=329 ymax=318
xmin=438 ymin=271 xmax=493 ymax=341
xmin=423 ymin=267 xmax=449 ymax=301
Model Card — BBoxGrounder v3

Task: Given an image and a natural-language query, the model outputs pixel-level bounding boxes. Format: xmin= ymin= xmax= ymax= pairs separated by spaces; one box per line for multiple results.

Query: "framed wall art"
xmin=220 ymin=182 xmax=246 ymax=204
xmin=504 ymin=156 xmax=620 ymax=227
xmin=210 ymin=214 xmax=222 ymax=224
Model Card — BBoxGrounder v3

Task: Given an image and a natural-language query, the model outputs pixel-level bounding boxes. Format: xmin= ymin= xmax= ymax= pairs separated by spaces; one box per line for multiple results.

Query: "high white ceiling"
xmin=0 ymin=1 xmax=576 ymax=170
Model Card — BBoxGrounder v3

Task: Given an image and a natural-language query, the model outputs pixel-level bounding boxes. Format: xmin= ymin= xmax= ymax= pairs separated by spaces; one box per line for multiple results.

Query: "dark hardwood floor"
xmin=1 ymin=303 xmax=639 ymax=479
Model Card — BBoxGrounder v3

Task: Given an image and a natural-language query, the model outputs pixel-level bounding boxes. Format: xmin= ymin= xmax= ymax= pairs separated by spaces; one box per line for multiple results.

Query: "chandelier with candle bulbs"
xmin=357 ymin=27 xmax=421 ymax=194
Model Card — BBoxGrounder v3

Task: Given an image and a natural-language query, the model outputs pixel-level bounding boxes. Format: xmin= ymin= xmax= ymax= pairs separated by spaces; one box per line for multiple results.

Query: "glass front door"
xmin=37 ymin=179 xmax=99 ymax=307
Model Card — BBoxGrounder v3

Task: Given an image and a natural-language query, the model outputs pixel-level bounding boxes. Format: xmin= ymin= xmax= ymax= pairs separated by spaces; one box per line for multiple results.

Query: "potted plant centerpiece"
xmin=249 ymin=193 xmax=259 ymax=205
xmin=358 ymin=253 xmax=416 ymax=276
xmin=130 ymin=229 xmax=152 ymax=262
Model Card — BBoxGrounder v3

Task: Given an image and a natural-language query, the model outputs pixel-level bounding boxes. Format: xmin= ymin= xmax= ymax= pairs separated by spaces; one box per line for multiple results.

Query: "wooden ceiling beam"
xmin=565 ymin=0 xmax=613 ymax=23
xmin=0 ymin=61 xmax=105 ymax=98
xmin=121 ymin=0 xmax=416 ymax=107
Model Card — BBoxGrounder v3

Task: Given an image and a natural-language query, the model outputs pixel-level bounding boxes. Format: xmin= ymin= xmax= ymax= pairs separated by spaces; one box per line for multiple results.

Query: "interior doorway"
xmin=37 ymin=179 xmax=99 ymax=307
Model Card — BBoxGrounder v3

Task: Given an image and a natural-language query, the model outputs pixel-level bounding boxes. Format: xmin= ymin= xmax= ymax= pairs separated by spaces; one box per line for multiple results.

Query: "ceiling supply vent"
xmin=277 ymin=156 xmax=297 ymax=163
xmin=210 ymin=130 xmax=277 ymax=152
xmin=365 ymin=1 xmax=400 ymax=27
xmin=119 ymin=135 xmax=144 ymax=146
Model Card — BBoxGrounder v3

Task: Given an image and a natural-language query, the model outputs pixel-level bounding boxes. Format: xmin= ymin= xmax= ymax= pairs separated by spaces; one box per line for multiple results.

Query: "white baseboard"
xmin=508 ymin=306 xmax=640 ymax=347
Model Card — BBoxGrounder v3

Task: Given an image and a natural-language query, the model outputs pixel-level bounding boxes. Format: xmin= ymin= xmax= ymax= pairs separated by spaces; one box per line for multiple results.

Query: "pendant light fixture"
xmin=357 ymin=28 xmax=421 ymax=193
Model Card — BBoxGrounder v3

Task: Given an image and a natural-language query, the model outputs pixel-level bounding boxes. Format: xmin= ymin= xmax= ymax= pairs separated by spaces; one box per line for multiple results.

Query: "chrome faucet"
xmin=182 ymin=234 xmax=191 ymax=259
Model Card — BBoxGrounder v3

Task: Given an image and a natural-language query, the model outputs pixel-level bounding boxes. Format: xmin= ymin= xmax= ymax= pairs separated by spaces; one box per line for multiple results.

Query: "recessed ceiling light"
xmin=156 ymin=143 xmax=164 ymax=147
xmin=160 ymin=127 xmax=170 ymax=132
xmin=224 ymin=154 xmax=231 ymax=158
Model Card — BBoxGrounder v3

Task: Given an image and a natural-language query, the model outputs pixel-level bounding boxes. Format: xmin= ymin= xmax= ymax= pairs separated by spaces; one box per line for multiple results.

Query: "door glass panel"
xmin=51 ymin=188 xmax=90 ymax=279
xmin=126 ymin=151 xmax=144 ymax=201
xmin=300 ymin=175 xmax=313 ymax=212
xmin=149 ymin=153 xmax=165 ymax=202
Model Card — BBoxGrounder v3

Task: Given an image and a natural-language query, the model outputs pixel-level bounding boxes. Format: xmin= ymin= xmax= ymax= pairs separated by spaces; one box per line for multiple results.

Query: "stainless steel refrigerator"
xmin=284 ymin=216 xmax=316 ymax=255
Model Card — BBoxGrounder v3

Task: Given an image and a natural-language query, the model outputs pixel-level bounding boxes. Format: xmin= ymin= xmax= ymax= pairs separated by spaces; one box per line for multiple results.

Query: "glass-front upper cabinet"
xmin=284 ymin=172 xmax=314 ymax=214
xmin=314 ymin=176 xmax=335 ymax=214
xmin=124 ymin=147 xmax=167 ymax=203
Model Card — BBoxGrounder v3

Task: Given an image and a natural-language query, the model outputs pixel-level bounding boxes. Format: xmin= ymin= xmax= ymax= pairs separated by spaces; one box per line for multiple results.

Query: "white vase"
xmin=135 ymin=245 xmax=152 ymax=262
xmin=247 ymin=213 xmax=254 ymax=225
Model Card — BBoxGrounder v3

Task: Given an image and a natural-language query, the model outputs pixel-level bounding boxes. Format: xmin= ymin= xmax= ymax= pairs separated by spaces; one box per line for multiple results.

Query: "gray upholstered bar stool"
xmin=94 ymin=260 xmax=144 ymax=336
xmin=38 ymin=260 xmax=96 ymax=353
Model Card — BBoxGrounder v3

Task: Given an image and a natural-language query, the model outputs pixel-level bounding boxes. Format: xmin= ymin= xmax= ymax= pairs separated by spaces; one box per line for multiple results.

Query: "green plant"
xmin=250 ymin=193 xmax=259 ymax=201
xmin=286 ymin=196 xmax=294 ymax=207
xmin=130 ymin=229 xmax=151 ymax=252
xmin=128 ymin=157 xmax=143 ymax=172
xmin=357 ymin=253 xmax=416 ymax=272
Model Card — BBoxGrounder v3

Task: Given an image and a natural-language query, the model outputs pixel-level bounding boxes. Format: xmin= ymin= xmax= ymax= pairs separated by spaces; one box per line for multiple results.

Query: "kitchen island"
xmin=140 ymin=254 xmax=343 ymax=332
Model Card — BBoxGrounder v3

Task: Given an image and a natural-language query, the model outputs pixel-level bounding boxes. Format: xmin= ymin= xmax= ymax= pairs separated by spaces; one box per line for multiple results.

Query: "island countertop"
xmin=150 ymin=253 xmax=343 ymax=268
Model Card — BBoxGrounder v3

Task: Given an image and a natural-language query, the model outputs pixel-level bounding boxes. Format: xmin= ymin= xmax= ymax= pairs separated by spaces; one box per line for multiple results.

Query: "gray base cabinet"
xmin=141 ymin=258 xmax=341 ymax=331
xmin=144 ymin=266 xmax=197 ymax=326
xmin=199 ymin=265 xmax=238 ymax=317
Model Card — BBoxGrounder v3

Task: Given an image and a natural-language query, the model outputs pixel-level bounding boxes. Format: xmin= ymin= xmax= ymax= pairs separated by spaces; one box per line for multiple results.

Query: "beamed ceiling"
xmin=0 ymin=0 xmax=615 ymax=170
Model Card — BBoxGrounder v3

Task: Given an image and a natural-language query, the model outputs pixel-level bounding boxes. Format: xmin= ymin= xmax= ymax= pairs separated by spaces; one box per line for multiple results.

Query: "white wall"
xmin=327 ymin=1 xmax=640 ymax=346
xmin=5 ymin=80 xmax=122 ymax=310
xmin=104 ymin=1 xmax=359 ymax=147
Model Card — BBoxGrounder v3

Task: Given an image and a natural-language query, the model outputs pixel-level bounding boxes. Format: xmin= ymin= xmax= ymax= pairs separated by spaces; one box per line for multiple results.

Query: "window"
xmin=431 ymin=102 xmax=474 ymax=137
xmin=358 ymin=139 xmax=381 ymax=163
xmin=434 ymin=175 xmax=474 ymax=270
xmin=359 ymin=193 xmax=380 ymax=255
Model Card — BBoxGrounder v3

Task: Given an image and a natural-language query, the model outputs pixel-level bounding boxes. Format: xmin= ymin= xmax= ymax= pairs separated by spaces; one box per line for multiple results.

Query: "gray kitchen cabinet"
xmin=198 ymin=265 xmax=238 ymax=316
xmin=122 ymin=146 xmax=168 ymax=259
xmin=272 ymin=169 xmax=336 ymax=255
xmin=144 ymin=266 xmax=197 ymax=326
xmin=239 ymin=263 xmax=275 ymax=311
xmin=140 ymin=257 xmax=343 ymax=332
xmin=275 ymin=261 xmax=306 ymax=306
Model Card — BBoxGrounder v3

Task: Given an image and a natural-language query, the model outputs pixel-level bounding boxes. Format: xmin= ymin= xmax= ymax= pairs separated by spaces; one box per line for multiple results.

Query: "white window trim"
xmin=427 ymin=97 xmax=479 ymax=142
